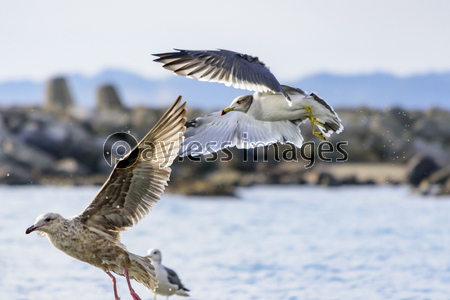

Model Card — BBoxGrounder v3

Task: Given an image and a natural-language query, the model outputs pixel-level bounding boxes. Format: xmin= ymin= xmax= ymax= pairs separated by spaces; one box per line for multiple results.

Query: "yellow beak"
xmin=221 ymin=106 xmax=234 ymax=116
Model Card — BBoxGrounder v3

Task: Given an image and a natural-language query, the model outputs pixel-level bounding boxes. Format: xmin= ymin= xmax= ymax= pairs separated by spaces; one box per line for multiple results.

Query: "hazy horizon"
xmin=2 ymin=66 xmax=450 ymax=85
xmin=1 ymin=68 xmax=450 ymax=110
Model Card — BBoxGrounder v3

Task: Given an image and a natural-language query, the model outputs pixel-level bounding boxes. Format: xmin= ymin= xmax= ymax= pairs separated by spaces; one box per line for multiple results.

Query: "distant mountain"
xmin=0 ymin=79 xmax=44 ymax=106
xmin=1 ymin=69 xmax=449 ymax=110
xmin=293 ymin=73 xmax=450 ymax=109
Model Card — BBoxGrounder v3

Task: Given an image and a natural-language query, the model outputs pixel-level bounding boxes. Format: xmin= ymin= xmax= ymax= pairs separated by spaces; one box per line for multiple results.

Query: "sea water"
xmin=1 ymin=185 xmax=449 ymax=300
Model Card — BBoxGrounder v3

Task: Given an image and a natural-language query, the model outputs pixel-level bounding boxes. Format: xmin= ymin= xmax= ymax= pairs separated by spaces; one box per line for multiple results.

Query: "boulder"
xmin=1 ymin=135 xmax=56 ymax=171
xmin=44 ymin=77 xmax=74 ymax=113
xmin=425 ymin=165 xmax=450 ymax=185
xmin=210 ymin=169 xmax=242 ymax=186
xmin=413 ymin=108 xmax=450 ymax=141
xmin=0 ymin=163 xmax=35 ymax=185
xmin=438 ymin=178 xmax=450 ymax=196
xmin=417 ymin=165 xmax=450 ymax=196
xmin=54 ymin=157 xmax=89 ymax=175
xmin=170 ymin=180 xmax=235 ymax=196
xmin=96 ymin=85 xmax=125 ymax=111
xmin=130 ymin=106 xmax=159 ymax=137
xmin=406 ymin=154 xmax=440 ymax=186
xmin=317 ymin=172 xmax=341 ymax=186
xmin=15 ymin=116 xmax=100 ymax=171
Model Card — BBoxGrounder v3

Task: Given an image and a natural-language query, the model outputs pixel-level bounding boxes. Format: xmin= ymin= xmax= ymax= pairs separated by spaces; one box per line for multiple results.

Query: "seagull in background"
xmin=146 ymin=248 xmax=190 ymax=300
xmin=154 ymin=49 xmax=343 ymax=157
xmin=25 ymin=97 xmax=186 ymax=300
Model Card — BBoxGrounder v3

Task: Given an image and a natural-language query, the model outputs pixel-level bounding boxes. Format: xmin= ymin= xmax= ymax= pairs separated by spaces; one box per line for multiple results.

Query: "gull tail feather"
xmin=175 ymin=290 xmax=190 ymax=297
xmin=302 ymin=93 xmax=344 ymax=138
xmin=128 ymin=252 xmax=159 ymax=291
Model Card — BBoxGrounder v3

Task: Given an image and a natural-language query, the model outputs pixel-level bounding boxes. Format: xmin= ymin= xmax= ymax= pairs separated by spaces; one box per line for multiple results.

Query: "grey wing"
xmin=180 ymin=111 xmax=304 ymax=157
xmin=153 ymin=49 xmax=290 ymax=100
xmin=164 ymin=266 xmax=189 ymax=291
xmin=77 ymin=97 xmax=186 ymax=233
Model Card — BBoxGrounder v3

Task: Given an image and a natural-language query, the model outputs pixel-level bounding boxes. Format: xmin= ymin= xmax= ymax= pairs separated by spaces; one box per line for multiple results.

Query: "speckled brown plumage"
xmin=26 ymin=96 xmax=186 ymax=300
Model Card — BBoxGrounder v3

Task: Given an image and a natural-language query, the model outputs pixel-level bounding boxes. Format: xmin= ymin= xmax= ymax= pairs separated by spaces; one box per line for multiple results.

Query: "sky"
xmin=1 ymin=0 xmax=450 ymax=82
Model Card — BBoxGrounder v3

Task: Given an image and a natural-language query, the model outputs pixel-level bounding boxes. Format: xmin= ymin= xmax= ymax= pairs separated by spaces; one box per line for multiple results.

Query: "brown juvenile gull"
xmin=25 ymin=96 xmax=187 ymax=300
xmin=146 ymin=249 xmax=190 ymax=300
xmin=153 ymin=49 xmax=343 ymax=157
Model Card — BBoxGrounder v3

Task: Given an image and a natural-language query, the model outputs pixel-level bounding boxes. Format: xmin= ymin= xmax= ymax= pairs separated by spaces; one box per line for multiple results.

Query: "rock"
xmin=239 ymin=173 xmax=270 ymax=186
xmin=425 ymin=165 xmax=450 ymax=185
xmin=18 ymin=119 xmax=71 ymax=155
xmin=412 ymin=139 xmax=450 ymax=166
xmin=44 ymin=77 xmax=74 ymax=113
xmin=331 ymin=109 xmax=381 ymax=162
xmin=0 ymin=163 xmax=35 ymax=185
xmin=88 ymin=110 xmax=131 ymax=135
xmin=417 ymin=165 xmax=450 ymax=195
xmin=54 ymin=157 xmax=89 ymax=175
xmin=361 ymin=179 xmax=377 ymax=185
xmin=15 ymin=115 xmax=100 ymax=171
xmin=340 ymin=176 xmax=359 ymax=185
xmin=1 ymin=108 xmax=28 ymax=133
xmin=263 ymin=161 xmax=307 ymax=184
xmin=438 ymin=178 xmax=450 ymax=195
xmin=130 ymin=107 xmax=159 ymax=137
xmin=210 ymin=169 xmax=242 ymax=186
xmin=317 ymin=172 xmax=341 ymax=186
xmin=170 ymin=180 xmax=235 ymax=196
xmin=304 ymin=170 xmax=341 ymax=186
xmin=413 ymin=108 xmax=450 ymax=141
xmin=38 ymin=174 xmax=107 ymax=186
xmin=96 ymin=85 xmax=125 ymax=111
xmin=406 ymin=154 xmax=440 ymax=186
xmin=1 ymin=135 xmax=56 ymax=171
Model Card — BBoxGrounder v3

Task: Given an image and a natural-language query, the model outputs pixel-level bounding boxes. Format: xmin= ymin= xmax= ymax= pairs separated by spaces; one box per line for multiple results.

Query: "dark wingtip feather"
xmin=185 ymin=119 xmax=197 ymax=128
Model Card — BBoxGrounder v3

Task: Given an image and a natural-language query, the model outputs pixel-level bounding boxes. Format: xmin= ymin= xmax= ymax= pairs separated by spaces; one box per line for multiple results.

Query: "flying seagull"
xmin=25 ymin=97 xmax=187 ymax=300
xmin=146 ymin=249 xmax=190 ymax=300
xmin=153 ymin=49 xmax=343 ymax=157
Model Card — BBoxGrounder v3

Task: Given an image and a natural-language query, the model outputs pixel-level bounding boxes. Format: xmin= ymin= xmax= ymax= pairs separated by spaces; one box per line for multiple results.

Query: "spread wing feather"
xmin=153 ymin=49 xmax=290 ymax=101
xmin=77 ymin=96 xmax=186 ymax=234
xmin=180 ymin=111 xmax=304 ymax=157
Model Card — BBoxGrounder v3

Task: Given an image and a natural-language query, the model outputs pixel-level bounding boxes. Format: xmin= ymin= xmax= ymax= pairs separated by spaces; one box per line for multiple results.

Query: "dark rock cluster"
xmin=1 ymin=77 xmax=450 ymax=196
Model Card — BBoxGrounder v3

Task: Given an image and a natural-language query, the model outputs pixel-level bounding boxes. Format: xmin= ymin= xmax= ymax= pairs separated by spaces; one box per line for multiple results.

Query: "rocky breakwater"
xmin=1 ymin=76 xmax=450 ymax=197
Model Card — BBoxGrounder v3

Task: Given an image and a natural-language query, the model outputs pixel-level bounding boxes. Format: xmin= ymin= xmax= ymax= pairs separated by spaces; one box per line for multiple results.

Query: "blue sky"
xmin=1 ymin=0 xmax=449 ymax=82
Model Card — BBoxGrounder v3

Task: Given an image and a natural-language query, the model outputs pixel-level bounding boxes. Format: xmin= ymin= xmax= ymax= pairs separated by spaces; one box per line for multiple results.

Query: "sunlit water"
xmin=1 ymin=185 xmax=449 ymax=300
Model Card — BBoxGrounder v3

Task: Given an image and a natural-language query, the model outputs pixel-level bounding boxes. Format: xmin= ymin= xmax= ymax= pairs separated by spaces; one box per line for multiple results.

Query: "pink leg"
xmin=121 ymin=266 xmax=142 ymax=300
xmin=106 ymin=271 xmax=121 ymax=300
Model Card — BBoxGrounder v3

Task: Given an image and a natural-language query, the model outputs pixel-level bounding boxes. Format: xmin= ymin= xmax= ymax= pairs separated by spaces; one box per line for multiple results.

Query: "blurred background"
xmin=1 ymin=0 xmax=449 ymax=196
xmin=2 ymin=1 xmax=450 ymax=300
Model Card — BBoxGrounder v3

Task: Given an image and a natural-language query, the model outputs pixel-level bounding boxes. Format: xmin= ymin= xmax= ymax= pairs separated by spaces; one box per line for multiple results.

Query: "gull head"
xmin=221 ymin=95 xmax=253 ymax=116
xmin=25 ymin=212 xmax=65 ymax=236
xmin=146 ymin=248 xmax=162 ymax=264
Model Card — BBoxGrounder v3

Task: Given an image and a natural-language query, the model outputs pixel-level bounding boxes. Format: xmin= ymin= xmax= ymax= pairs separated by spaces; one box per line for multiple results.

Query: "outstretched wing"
xmin=153 ymin=49 xmax=290 ymax=101
xmin=77 ymin=97 xmax=186 ymax=233
xmin=180 ymin=111 xmax=304 ymax=157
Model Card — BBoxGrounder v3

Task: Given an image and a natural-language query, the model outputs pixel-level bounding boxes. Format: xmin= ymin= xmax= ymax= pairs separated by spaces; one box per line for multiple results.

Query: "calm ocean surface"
xmin=1 ymin=185 xmax=449 ymax=300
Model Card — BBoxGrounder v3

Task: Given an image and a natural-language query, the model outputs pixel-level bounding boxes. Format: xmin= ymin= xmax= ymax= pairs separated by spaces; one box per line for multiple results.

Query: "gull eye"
xmin=237 ymin=100 xmax=243 ymax=104
xmin=45 ymin=217 xmax=51 ymax=222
